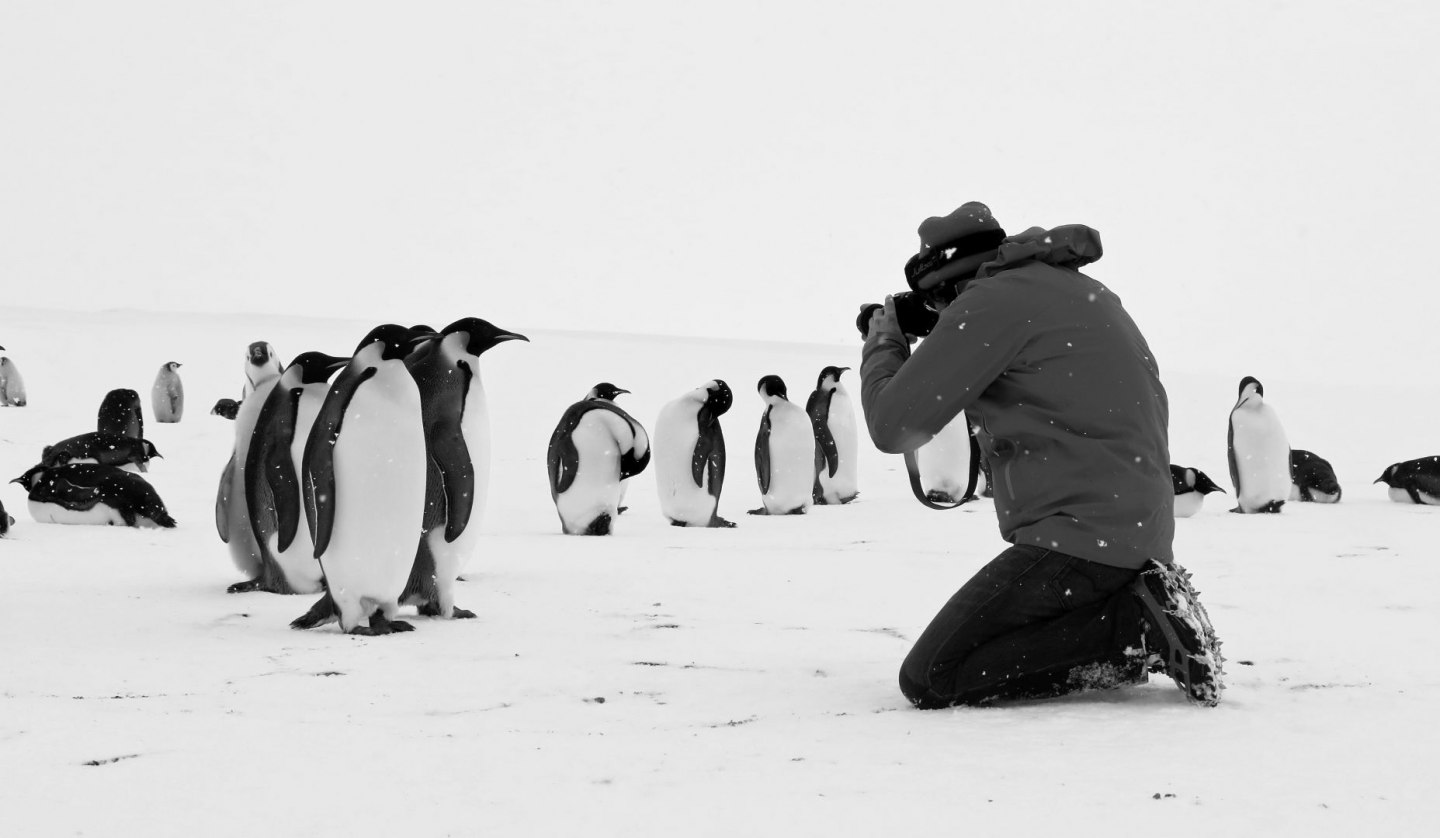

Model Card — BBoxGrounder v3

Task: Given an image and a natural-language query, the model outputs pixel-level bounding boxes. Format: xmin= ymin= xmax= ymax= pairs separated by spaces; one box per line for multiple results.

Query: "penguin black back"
xmin=693 ymin=380 xmax=732 ymax=497
xmin=1291 ymin=449 xmax=1342 ymax=502
xmin=12 ymin=463 xmax=175 ymax=528
xmin=97 ymin=389 xmax=144 ymax=439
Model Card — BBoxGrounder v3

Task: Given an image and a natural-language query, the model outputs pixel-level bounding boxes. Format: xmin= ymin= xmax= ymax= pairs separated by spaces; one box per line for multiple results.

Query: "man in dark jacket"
xmin=860 ymin=202 xmax=1224 ymax=707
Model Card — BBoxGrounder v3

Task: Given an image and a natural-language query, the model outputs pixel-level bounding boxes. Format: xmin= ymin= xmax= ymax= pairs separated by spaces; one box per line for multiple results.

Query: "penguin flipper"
xmin=691 ymin=406 xmax=717 ymax=489
xmin=1226 ymin=418 xmax=1241 ymax=495
xmin=246 ymin=385 xmax=303 ymax=553
xmin=548 ymin=402 xmax=589 ymax=500
xmin=755 ymin=409 xmax=773 ymax=495
xmin=611 ymin=404 xmax=651 ymax=480
xmin=434 ymin=427 xmax=475 ymax=544
xmin=807 ymin=390 xmax=840 ymax=477
xmin=302 ymin=366 xmax=375 ymax=558
xmin=216 ymin=453 xmax=236 ymax=543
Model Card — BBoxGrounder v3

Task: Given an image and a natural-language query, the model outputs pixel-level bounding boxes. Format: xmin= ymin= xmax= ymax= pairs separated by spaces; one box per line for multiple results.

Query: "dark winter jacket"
xmin=860 ymin=225 xmax=1173 ymax=569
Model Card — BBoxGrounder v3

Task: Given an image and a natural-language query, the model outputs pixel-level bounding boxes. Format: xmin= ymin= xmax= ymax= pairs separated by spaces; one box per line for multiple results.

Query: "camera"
xmin=856 ymin=291 xmax=940 ymax=340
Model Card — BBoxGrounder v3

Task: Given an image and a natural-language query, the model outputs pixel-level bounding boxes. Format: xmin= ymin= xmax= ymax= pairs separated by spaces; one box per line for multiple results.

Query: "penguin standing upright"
xmin=1171 ymin=464 xmax=1226 ymax=518
xmin=1290 ymin=449 xmax=1342 ymax=503
xmin=13 ymin=463 xmax=175 ymax=528
xmin=807 ymin=366 xmax=859 ymax=505
xmin=396 ymin=317 xmax=528 ymax=619
xmin=0 ymin=350 xmax=26 ymax=407
xmin=300 ymin=325 xmax=429 ymax=635
xmin=238 ymin=352 xmax=350 ymax=598
xmin=1375 ymin=456 xmax=1440 ymax=504
xmin=43 ymin=432 xmax=161 ymax=472
xmin=97 ymin=389 xmax=144 ymax=442
xmin=151 ymin=361 xmax=184 ymax=423
xmin=654 ymin=380 xmax=735 ymax=528
xmin=750 ymin=375 xmax=814 ymax=516
xmin=217 ymin=363 xmax=290 ymax=593
xmin=548 ymin=382 xmax=650 ymax=535
xmin=1227 ymin=376 xmax=1291 ymax=514
xmin=243 ymin=341 xmax=283 ymax=399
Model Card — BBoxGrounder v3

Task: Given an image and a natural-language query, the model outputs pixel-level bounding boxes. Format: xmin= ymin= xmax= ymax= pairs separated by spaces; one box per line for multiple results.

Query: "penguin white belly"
xmin=1231 ymin=405 xmax=1290 ymax=511
xmin=29 ymin=500 xmax=128 ymax=526
xmin=761 ymin=406 xmax=815 ymax=514
xmin=1389 ymin=486 xmax=1440 ymax=505
xmin=321 ymin=384 xmax=427 ymax=629
xmin=223 ymin=381 xmax=276 ymax=577
xmin=556 ymin=410 xmax=627 ymax=534
xmin=917 ymin=416 xmax=973 ymax=497
xmin=817 ymin=397 xmax=859 ymax=503
xmin=654 ymin=404 xmax=714 ymax=525
xmin=1172 ymin=492 xmax=1204 ymax=518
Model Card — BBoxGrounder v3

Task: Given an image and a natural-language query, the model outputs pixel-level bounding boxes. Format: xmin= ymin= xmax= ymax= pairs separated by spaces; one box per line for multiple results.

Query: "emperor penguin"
xmin=211 ymin=398 xmax=241 ymax=420
xmin=43 ymin=432 xmax=161 ymax=473
xmin=1171 ymin=464 xmax=1225 ymax=518
xmin=151 ymin=361 xmax=184 ymax=423
xmin=915 ymin=413 xmax=980 ymax=504
xmin=1374 ymin=456 xmax=1440 ymax=504
xmin=300 ymin=325 xmax=429 ymax=635
xmin=97 ymin=389 xmax=144 ymax=443
xmin=397 ymin=317 xmax=528 ymax=620
xmin=243 ymin=341 xmax=283 ymax=399
xmin=13 ymin=463 xmax=175 ymax=528
xmin=654 ymin=380 xmax=735 ymax=528
xmin=238 ymin=352 xmax=350 ymax=598
xmin=750 ymin=375 xmax=814 ymax=516
xmin=1227 ymin=376 xmax=1290 ymax=514
xmin=548 ymin=382 xmax=651 ymax=535
xmin=0 ymin=352 xmax=26 ymax=407
xmin=807 ymin=366 xmax=859 ymax=505
xmin=217 ymin=360 xmax=292 ymax=593
xmin=1 ymin=498 xmax=12 ymax=536
xmin=1290 ymin=449 xmax=1342 ymax=503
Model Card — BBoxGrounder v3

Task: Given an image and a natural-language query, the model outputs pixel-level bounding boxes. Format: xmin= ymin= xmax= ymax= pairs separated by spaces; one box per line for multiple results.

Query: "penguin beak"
xmin=497 ymin=331 xmax=529 ymax=344
xmin=616 ymin=388 xmax=631 ymax=395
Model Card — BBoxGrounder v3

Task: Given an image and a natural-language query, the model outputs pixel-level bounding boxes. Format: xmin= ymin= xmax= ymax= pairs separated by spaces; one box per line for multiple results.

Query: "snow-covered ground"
xmin=2 ymin=307 xmax=1436 ymax=836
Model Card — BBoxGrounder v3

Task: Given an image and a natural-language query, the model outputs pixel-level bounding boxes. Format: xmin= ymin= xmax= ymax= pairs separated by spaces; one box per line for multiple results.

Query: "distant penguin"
xmin=915 ymin=413 xmax=979 ymax=504
xmin=42 ymin=432 xmax=161 ymax=473
xmin=299 ymin=325 xmax=429 ymax=635
xmin=1171 ymin=464 xmax=1226 ymax=518
xmin=1291 ymin=449 xmax=1342 ymax=503
xmin=0 ymin=353 xmax=26 ymax=407
xmin=1374 ymin=456 xmax=1440 ymax=505
xmin=548 ymin=382 xmax=651 ymax=535
xmin=750 ymin=375 xmax=814 ymax=516
xmin=12 ymin=463 xmax=175 ymax=528
xmin=97 ymin=388 xmax=144 ymax=443
xmin=243 ymin=341 xmax=283 ymax=399
xmin=654 ymin=380 xmax=735 ymax=528
xmin=234 ymin=352 xmax=350 ymax=598
xmin=152 ymin=361 xmax=184 ymax=423
xmin=807 ymin=366 xmax=859 ymax=505
xmin=1227 ymin=376 xmax=1290 ymax=514
xmin=1 ymin=498 xmax=12 ymax=536
xmin=211 ymin=398 xmax=241 ymax=420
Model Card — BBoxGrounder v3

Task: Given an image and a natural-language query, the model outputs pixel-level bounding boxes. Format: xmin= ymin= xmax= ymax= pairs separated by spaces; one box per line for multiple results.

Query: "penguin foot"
xmin=669 ymin=519 xmax=688 ymax=527
xmin=784 ymin=506 xmax=807 ymax=515
xmin=584 ymin=513 xmax=613 ymax=536
xmin=839 ymin=493 xmax=859 ymax=504
xmin=926 ymin=490 xmax=957 ymax=504
xmin=350 ymin=614 xmax=415 ymax=636
xmin=709 ymin=516 xmax=737 ymax=529
xmin=617 ymin=506 xmax=629 ymax=515
xmin=747 ymin=507 xmax=770 ymax=516
xmin=227 ymin=578 xmax=281 ymax=595
xmin=452 ymin=607 xmax=477 ymax=619
xmin=290 ymin=594 xmax=338 ymax=629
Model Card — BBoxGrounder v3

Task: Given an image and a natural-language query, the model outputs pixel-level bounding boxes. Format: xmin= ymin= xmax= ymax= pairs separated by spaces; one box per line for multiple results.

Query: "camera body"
xmin=856 ymin=291 xmax=940 ymax=340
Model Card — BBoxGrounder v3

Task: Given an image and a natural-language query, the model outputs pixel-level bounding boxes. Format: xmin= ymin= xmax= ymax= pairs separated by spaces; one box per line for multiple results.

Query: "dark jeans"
xmin=899 ymin=544 xmax=1147 ymax=708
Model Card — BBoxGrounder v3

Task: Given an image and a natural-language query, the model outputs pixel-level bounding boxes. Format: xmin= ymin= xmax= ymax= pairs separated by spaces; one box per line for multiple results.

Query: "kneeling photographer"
xmin=859 ymin=201 xmax=1224 ymax=708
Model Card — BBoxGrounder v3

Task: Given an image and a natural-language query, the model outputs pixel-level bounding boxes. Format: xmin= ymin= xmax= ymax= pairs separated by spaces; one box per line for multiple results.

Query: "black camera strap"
xmin=903 ymin=429 xmax=981 ymax=510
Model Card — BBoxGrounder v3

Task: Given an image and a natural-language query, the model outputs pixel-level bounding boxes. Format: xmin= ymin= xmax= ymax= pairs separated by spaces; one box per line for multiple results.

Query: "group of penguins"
xmin=1175 ymin=375 xmax=1440 ymax=514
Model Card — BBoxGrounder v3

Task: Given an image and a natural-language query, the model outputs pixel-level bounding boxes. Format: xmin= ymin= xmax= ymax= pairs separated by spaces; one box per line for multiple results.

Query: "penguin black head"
xmin=211 ymin=398 xmax=240 ymax=419
xmin=248 ymin=342 xmax=274 ymax=365
xmin=1237 ymin=376 xmax=1264 ymax=398
xmin=287 ymin=351 xmax=351 ymax=385
xmin=143 ymin=440 xmax=163 ymax=460
xmin=440 ymin=317 xmax=530 ymax=356
xmin=757 ymin=375 xmax=788 ymax=401
xmin=816 ymin=366 xmax=850 ymax=390
xmin=1192 ymin=469 xmax=1224 ymax=494
xmin=704 ymin=380 xmax=733 ymax=415
xmin=588 ymin=382 xmax=630 ymax=401
xmin=12 ymin=464 xmax=47 ymax=490
xmin=1374 ymin=464 xmax=1398 ymax=486
xmin=355 ymin=324 xmax=431 ymax=361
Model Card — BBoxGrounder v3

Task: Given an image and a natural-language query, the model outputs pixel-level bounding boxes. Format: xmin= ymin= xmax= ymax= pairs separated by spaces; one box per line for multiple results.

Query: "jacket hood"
xmin=976 ymin=224 xmax=1103 ymax=278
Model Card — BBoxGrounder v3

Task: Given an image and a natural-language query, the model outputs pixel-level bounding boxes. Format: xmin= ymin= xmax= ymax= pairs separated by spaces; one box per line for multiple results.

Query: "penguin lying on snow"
xmin=654 ymin=380 xmax=735 ymax=528
xmin=807 ymin=366 xmax=858 ymax=505
xmin=750 ymin=375 xmax=814 ymax=516
xmin=1375 ymin=456 xmax=1440 ymax=505
xmin=1170 ymin=464 xmax=1225 ymax=518
xmin=43 ymin=432 xmax=161 ymax=472
xmin=1227 ymin=376 xmax=1290 ymax=514
xmin=547 ymin=382 xmax=651 ymax=535
xmin=1290 ymin=449 xmax=1341 ymax=503
xmin=211 ymin=398 xmax=241 ymax=420
xmin=12 ymin=463 xmax=175 ymax=528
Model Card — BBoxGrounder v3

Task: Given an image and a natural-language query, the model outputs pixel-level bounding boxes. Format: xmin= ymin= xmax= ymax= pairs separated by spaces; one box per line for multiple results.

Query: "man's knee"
xmin=899 ymin=664 xmax=951 ymax=710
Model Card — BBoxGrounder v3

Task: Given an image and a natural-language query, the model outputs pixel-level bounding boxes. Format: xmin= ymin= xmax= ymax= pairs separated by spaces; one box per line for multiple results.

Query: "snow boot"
xmin=1132 ymin=559 xmax=1224 ymax=707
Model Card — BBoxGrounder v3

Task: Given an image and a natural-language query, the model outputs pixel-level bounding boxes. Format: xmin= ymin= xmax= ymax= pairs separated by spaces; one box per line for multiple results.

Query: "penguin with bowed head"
xmin=13 ymin=463 xmax=175 ymax=528
xmin=1290 ymin=449 xmax=1342 ymax=503
xmin=243 ymin=341 xmax=283 ymax=399
xmin=230 ymin=351 xmax=350 ymax=597
xmin=299 ymin=324 xmax=430 ymax=635
xmin=151 ymin=361 xmax=184 ymax=423
xmin=211 ymin=398 xmax=241 ymax=420
xmin=97 ymin=389 xmax=144 ymax=443
xmin=1227 ymin=376 xmax=1290 ymax=514
xmin=750 ymin=375 xmax=814 ymax=516
xmin=1374 ymin=456 xmax=1440 ymax=505
xmin=807 ymin=366 xmax=859 ymax=505
xmin=654 ymin=380 xmax=736 ymax=528
xmin=0 ymin=349 xmax=26 ymax=407
xmin=43 ymin=432 xmax=161 ymax=473
xmin=548 ymin=382 xmax=651 ymax=535
xmin=1171 ymin=464 xmax=1225 ymax=518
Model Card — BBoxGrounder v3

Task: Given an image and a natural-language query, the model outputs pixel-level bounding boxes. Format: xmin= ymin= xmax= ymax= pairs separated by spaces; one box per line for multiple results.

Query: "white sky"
xmin=3 ymin=1 xmax=1437 ymax=384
